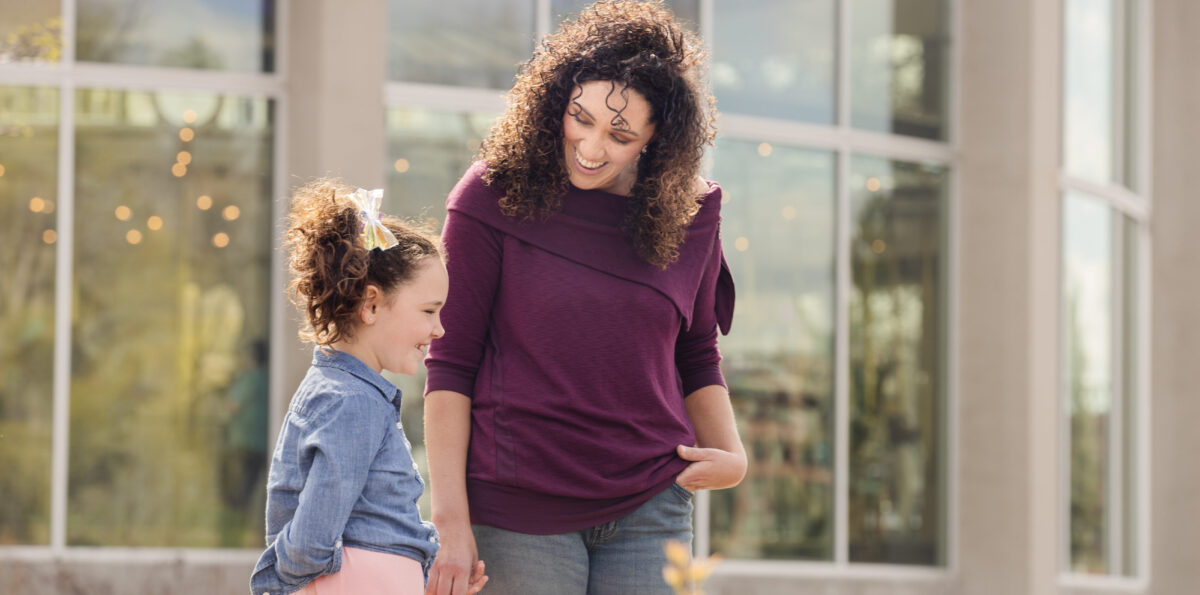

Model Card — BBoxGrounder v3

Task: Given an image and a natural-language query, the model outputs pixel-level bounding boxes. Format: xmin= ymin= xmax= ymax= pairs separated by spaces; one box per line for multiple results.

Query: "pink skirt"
xmin=296 ymin=546 xmax=424 ymax=595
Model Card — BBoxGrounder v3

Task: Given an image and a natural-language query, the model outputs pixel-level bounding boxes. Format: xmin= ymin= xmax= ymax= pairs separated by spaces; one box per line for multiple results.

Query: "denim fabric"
xmin=250 ymin=348 xmax=438 ymax=595
xmin=472 ymin=482 xmax=694 ymax=595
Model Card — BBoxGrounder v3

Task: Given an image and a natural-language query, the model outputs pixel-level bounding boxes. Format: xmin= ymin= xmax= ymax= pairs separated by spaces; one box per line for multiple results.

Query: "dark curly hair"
xmin=285 ymin=179 xmax=442 ymax=346
xmin=479 ymin=0 xmax=717 ymax=268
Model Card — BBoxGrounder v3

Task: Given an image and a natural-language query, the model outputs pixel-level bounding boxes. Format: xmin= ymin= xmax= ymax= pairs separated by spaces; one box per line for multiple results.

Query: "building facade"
xmin=0 ymin=1 xmax=1197 ymax=593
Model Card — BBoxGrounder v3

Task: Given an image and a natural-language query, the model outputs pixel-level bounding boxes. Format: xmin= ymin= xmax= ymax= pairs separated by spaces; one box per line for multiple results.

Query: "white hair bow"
xmin=348 ymin=188 xmax=398 ymax=251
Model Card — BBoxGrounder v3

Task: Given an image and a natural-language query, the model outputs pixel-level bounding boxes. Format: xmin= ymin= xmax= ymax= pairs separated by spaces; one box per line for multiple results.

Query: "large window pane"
xmin=712 ymin=0 xmax=834 ymax=124
xmin=1063 ymin=192 xmax=1113 ymax=574
xmin=711 ymin=140 xmax=836 ymax=560
xmin=388 ymin=1 xmax=535 ymax=88
xmin=851 ymin=0 xmax=950 ymax=140
xmin=0 ymin=1 xmax=62 ymax=63
xmin=384 ymin=106 xmax=497 ymax=518
xmin=1063 ymin=0 xmax=1115 ymax=183
xmin=77 ymin=0 xmax=275 ymax=72
xmin=385 ymin=107 xmax=497 ymax=221
xmin=69 ymin=90 xmax=273 ymax=547
xmin=848 ymin=156 xmax=946 ymax=565
xmin=0 ymin=86 xmax=58 ymax=545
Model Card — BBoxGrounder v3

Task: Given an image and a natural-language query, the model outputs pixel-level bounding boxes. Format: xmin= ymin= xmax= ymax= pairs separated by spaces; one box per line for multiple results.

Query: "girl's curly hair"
xmin=285 ymin=179 xmax=442 ymax=346
xmin=479 ymin=0 xmax=717 ymax=268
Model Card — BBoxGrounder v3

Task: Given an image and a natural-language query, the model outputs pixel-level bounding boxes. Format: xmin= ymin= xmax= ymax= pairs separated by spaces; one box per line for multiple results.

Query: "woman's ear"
xmin=361 ymin=285 xmax=382 ymax=324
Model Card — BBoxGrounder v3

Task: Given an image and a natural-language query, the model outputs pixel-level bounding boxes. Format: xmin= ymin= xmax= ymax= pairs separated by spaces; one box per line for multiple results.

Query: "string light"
xmin=172 ymin=163 xmax=187 ymax=177
xmin=735 ymin=237 xmax=749 ymax=252
xmin=115 ymin=205 xmax=132 ymax=221
xmin=212 ymin=232 xmax=230 ymax=248
xmin=197 ymin=195 xmax=213 ymax=210
xmin=867 ymin=177 xmax=881 ymax=192
xmin=222 ymin=205 xmax=240 ymax=221
xmin=42 ymin=229 xmax=56 ymax=244
xmin=126 ymin=229 xmax=143 ymax=245
xmin=177 ymin=151 xmax=192 ymax=165
xmin=757 ymin=143 xmax=772 ymax=157
xmin=29 ymin=197 xmax=45 ymax=212
xmin=180 ymin=128 xmax=195 ymax=142
xmin=147 ymin=216 xmax=163 ymax=230
xmin=182 ymin=109 xmax=197 ymax=124
xmin=394 ymin=158 xmax=410 ymax=173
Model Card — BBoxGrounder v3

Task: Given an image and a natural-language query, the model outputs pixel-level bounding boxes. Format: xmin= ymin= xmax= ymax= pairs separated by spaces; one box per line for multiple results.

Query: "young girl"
xmin=250 ymin=182 xmax=486 ymax=595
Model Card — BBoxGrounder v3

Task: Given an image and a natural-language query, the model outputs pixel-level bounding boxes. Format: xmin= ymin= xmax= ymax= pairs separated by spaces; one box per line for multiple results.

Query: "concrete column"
xmin=957 ymin=0 xmax=1061 ymax=594
xmin=1150 ymin=0 xmax=1200 ymax=592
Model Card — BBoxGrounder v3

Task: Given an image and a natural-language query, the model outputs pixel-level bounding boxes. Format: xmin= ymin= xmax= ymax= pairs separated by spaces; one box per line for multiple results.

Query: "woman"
xmin=424 ymin=2 xmax=745 ymax=593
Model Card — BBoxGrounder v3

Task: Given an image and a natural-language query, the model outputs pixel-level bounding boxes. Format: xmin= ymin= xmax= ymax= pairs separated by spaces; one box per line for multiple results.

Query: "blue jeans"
xmin=472 ymin=483 xmax=694 ymax=595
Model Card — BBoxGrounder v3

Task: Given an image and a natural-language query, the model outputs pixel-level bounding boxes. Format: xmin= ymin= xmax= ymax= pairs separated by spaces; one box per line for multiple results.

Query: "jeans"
xmin=473 ymin=483 xmax=694 ymax=595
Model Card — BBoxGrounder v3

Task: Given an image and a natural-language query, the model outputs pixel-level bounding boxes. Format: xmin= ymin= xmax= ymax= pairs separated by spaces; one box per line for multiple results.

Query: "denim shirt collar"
xmin=312 ymin=346 xmax=401 ymax=403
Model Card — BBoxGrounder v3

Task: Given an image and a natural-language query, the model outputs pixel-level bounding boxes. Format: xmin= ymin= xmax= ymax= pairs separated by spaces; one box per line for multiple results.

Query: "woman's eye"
xmin=573 ymin=115 xmax=591 ymax=126
xmin=612 ymin=136 xmax=631 ymax=145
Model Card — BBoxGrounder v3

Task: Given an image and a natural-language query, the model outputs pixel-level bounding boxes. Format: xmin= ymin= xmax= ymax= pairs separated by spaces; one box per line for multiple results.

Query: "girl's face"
xmin=561 ymin=80 xmax=657 ymax=196
xmin=361 ymin=257 xmax=449 ymax=376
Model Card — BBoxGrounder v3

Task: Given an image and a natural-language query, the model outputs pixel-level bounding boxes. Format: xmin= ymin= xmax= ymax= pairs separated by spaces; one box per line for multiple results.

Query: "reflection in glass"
xmin=69 ymin=89 xmax=273 ymax=547
xmin=1063 ymin=0 xmax=1115 ymax=183
xmin=385 ymin=107 xmax=497 ymax=222
xmin=0 ymin=86 xmax=58 ymax=545
xmin=851 ymin=0 xmax=950 ymax=140
xmin=384 ymin=106 xmax=497 ymax=517
xmin=388 ymin=1 xmax=535 ymax=88
xmin=551 ymin=0 xmax=699 ymax=31
xmin=77 ymin=0 xmax=274 ymax=72
xmin=0 ymin=1 xmax=62 ymax=63
xmin=710 ymin=140 xmax=836 ymax=560
xmin=848 ymin=156 xmax=946 ymax=565
xmin=1063 ymin=192 xmax=1113 ymax=574
xmin=712 ymin=0 xmax=834 ymax=124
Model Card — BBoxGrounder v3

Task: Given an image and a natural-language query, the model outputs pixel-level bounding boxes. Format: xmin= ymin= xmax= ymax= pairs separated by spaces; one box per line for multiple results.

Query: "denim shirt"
xmin=250 ymin=348 xmax=439 ymax=595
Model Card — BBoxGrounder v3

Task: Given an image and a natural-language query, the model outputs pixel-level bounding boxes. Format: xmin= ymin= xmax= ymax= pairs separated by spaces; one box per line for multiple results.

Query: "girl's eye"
xmin=573 ymin=115 xmax=591 ymax=126
xmin=611 ymin=135 xmax=631 ymax=145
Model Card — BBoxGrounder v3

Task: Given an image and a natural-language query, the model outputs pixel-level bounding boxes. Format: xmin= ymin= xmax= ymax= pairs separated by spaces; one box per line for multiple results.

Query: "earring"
xmin=640 ymin=145 xmax=648 ymax=154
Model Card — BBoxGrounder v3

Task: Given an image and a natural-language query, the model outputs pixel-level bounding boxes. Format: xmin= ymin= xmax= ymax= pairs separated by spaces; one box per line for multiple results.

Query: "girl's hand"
xmin=466 ymin=560 xmax=488 ymax=595
xmin=425 ymin=525 xmax=481 ymax=595
xmin=674 ymin=444 xmax=748 ymax=492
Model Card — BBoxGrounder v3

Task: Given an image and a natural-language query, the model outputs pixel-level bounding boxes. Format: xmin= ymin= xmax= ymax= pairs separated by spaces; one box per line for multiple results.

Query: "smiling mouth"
xmin=574 ymin=150 xmax=606 ymax=171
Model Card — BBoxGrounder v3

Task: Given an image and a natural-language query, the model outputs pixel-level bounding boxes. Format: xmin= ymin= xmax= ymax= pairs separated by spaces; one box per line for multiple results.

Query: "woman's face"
xmin=561 ymin=80 xmax=656 ymax=196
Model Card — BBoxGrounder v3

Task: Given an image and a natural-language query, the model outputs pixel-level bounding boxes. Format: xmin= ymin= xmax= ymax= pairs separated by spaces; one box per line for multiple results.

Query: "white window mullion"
xmin=833 ymin=0 xmax=852 ymax=568
xmin=1112 ymin=0 xmax=1127 ymax=188
xmin=268 ymin=0 xmax=291 ymax=456
xmin=50 ymin=79 xmax=75 ymax=554
xmin=536 ymin=0 xmax=551 ymax=40
xmin=1107 ymin=216 xmax=1125 ymax=576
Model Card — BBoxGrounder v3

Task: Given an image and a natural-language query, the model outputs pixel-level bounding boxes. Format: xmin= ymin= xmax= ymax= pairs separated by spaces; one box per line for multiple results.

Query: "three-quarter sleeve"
xmin=675 ymin=230 xmax=736 ymax=397
xmin=424 ymin=208 xmax=504 ymax=398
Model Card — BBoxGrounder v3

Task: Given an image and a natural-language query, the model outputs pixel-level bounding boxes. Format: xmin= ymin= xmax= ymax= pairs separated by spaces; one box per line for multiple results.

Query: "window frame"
xmin=1057 ymin=0 xmax=1153 ymax=587
xmin=0 ymin=0 xmax=289 ymax=559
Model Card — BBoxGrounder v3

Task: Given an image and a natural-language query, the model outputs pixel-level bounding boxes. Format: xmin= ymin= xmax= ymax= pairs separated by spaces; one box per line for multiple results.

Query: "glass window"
xmin=710 ymin=140 xmax=836 ymax=561
xmin=1063 ymin=0 xmax=1115 ymax=183
xmin=1062 ymin=192 xmax=1112 ymax=574
xmin=850 ymin=0 xmax=951 ymax=140
xmin=385 ymin=106 xmax=498 ymax=517
xmin=0 ymin=86 xmax=58 ymax=545
xmin=385 ymin=107 xmax=497 ymax=222
xmin=0 ymin=1 xmax=62 ymax=63
xmin=712 ymin=0 xmax=835 ymax=124
xmin=388 ymin=1 xmax=535 ymax=88
xmin=76 ymin=0 xmax=275 ymax=72
xmin=68 ymin=89 xmax=273 ymax=547
xmin=551 ymin=0 xmax=699 ymax=30
xmin=848 ymin=156 xmax=946 ymax=565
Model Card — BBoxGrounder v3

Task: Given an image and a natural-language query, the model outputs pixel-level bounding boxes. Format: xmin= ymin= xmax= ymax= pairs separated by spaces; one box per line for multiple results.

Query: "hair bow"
xmin=348 ymin=188 xmax=398 ymax=251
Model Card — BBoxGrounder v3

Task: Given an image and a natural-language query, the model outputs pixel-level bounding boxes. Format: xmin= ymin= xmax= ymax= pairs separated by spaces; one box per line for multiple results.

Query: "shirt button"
xmin=335 ymin=538 xmax=342 ymax=548
xmin=412 ymin=462 xmax=420 ymax=471
xmin=429 ymin=535 xmax=438 ymax=543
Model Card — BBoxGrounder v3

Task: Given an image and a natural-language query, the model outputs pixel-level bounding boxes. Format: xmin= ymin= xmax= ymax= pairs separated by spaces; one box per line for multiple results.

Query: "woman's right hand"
xmin=426 ymin=523 xmax=487 ymax=595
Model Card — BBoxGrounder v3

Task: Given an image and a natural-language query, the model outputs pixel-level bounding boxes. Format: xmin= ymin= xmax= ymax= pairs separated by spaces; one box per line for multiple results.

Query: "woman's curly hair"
xmin=479 ymin=0 xmax=717 ymax=268
xmin=285 ymin=179 xmax=442 ymax=346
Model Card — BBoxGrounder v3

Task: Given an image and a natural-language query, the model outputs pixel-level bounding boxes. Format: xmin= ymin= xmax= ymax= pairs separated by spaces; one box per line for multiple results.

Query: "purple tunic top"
xmin=425 ymin=161 xmax=734 ymax=534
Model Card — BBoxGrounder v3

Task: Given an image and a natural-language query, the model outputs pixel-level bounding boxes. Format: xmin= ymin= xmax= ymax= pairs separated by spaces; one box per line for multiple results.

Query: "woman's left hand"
xmin=674 ymin=444 xmax=747 ymax=492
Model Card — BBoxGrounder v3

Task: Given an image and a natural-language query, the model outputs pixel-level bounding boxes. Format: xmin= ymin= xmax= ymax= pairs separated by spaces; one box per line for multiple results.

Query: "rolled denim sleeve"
xmin=253 ymin=394 xmax=388 ymax=590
